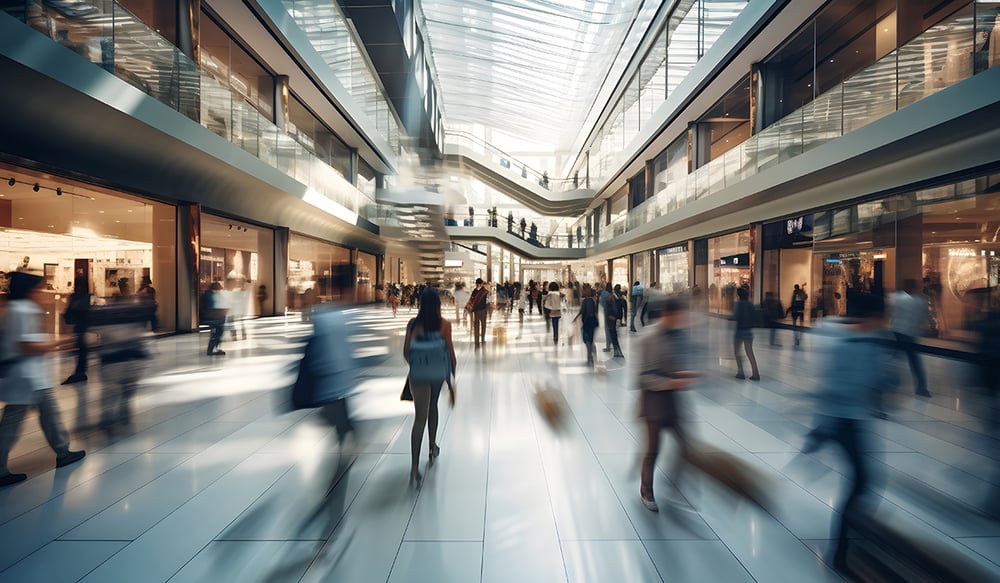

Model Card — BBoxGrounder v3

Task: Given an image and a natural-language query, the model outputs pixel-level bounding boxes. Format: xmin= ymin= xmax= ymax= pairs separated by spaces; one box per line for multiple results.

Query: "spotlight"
xmin=32 ymin=183 xmax=39 ymax=192
xmin=56 ymin=187 xmax=62 ymax=196
xmin=7 ymin=178 xmax=13 ymax=187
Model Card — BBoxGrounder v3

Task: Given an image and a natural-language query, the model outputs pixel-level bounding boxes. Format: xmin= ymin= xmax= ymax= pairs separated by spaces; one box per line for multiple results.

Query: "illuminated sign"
xmin=719 ymin=253 xmax=750 ymax=268
xmin=786 ymin=217 xmax=805 ymax=235
xmin=947 ymin=248 xmax=978 ymax=257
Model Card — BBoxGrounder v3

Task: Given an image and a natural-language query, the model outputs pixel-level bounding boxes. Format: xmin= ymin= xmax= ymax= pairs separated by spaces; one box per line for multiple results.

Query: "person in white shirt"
xmin=889 ymin=279 xmax=930 ymax=397
xmin=0 ymin=272 xmax=85 ymax=487
xmin=543 ymin=282 xmax=564 ymax=344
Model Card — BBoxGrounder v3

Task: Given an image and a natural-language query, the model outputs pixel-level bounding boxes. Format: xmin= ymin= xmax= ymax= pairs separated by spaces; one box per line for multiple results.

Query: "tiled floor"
xmin=1 ymin=306 xmax=1000 ymax=582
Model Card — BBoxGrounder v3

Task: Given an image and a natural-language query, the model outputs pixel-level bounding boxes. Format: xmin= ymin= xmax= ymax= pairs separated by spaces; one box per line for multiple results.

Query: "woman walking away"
xmin=733 ymin=287 xmax=761 ymax=380
xmin=0 ymin=272 xmax=85 ymax=487
xmin=575 ymin=284 xmax=600 ymax=366
xmin=544 ymin=282 xmax=563 ymax=343
xmin=404 ymin=287 xmax=457 ymax=487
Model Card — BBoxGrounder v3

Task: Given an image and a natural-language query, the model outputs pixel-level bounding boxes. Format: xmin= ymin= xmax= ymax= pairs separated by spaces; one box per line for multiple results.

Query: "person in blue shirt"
xmin=630 ymin=280 xmax=644 ymax=332
xmin=801 ymin=293 xmax=894 ymax=574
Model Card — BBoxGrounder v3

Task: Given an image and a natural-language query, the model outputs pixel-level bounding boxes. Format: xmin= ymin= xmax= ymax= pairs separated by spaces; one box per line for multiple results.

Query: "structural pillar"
xmin=177 ymin=0 xmax=200 ymax=62
xmin=274 ymin=75 xmax=290 ymax=133
xmin=176 ymin=203 xmax=200 ymax=332
xmin=274 ymin=227 xmax=289 ymax=314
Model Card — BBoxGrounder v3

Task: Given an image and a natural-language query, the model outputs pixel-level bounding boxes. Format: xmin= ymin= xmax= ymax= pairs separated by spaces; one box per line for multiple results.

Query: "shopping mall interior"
xmin=1 ymin=0 xmax=1000 ymax=581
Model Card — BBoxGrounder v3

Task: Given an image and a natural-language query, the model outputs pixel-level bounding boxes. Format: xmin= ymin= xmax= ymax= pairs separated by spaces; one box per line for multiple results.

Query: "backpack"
xmin=408 ymin=330 xmax=451 ymax=384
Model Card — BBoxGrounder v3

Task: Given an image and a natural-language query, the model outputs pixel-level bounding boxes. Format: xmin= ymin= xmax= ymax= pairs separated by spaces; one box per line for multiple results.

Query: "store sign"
xmin=786 ymin=216 xmax=805 ymax=235
xmin=948 ymin=248 xmax=978 ymax=258
xmin=719 ymin=253 xmax=750 ymax=267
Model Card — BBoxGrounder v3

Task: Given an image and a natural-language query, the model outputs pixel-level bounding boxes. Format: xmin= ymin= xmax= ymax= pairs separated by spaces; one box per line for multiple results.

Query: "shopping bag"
xmin=533 ymin=380 xmax=568 ymax=431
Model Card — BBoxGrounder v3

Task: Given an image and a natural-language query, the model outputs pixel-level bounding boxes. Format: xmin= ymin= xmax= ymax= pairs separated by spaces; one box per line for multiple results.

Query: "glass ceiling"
xmin=419 ymin=0 xmax=647 ymax=153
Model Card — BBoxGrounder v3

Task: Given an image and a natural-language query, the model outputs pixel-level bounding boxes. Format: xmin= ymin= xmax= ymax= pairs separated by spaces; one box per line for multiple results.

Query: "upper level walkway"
xmin=1 ymin=308 xmax=999 ymax=581
xmin=444 ymin=225 xmax=588 ymax=260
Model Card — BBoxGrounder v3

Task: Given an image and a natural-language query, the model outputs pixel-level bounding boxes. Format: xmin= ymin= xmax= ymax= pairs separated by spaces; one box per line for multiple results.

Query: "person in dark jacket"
xmin=637 ymin=297 xmax=701 ymax=512
xmin=761 ymin=291 xmax=785 ymax=347
xmin=732 ymin=286 xmax=760 ymax=380
xmin=63 ymin=277 xmax=91 ymax=384
xmin=574 ymin=284 xmax=599 ymax=366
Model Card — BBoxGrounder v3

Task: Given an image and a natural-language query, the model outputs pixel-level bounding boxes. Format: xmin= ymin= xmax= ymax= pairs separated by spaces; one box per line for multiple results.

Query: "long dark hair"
xmin=414 ymin=287 xmax=442 ymax=332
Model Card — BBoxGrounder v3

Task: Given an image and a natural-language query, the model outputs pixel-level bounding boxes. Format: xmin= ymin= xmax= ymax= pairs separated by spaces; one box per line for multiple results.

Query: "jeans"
xmin=605 ymin=319 xmax=622 ymax=355
xmin=551 ymin=316 xmax=560 ymax=343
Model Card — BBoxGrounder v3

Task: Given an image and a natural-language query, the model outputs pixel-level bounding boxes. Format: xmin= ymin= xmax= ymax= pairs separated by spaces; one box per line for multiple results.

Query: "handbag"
xmin=400 ymin=378 xmax=413 ymax=401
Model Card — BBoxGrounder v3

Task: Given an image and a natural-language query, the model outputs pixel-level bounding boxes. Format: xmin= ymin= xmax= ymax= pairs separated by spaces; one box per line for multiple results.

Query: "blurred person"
xmin=516 ymin=283 xmax=526 ymax=328
xmin=637 ymin=297 xmax=700 ymax=512
xmin=0 ymin=272 xmax=85 ymax=487
xmin=389 ymin=283 xmax=401 ymax=317
xmin=519 ymin=217 xmax=527 ymax=238
xmin=507 ymin=211 xmax=514 ymax=232
xmin=602 ymin=283 xmax=624 ymax=358
xmin=528 ymin=280 xmax=538 ymax=315
xmin=788 ymin=283 xmax=808 ymax=346
xmin=292 ymin=266 xmax=361 ymax=446
xmin=403 ymin=287 xmax=457 ymax=487
xmin=62 ymin=277 xmax=91 ymax=384
xmin=466 ymin=278 xmax=489 ymax=348
xmin=256 ymin=284 xmax=268 ymax=318
xmin=574 ymin=284 xmax=599 ymax=366
xmin=542 ymin=281 xmax=551 ymax=331
xmin=732 ymin=287 xmax=761 ymax=380
xmin=92 ymin=302 xmax=153 ymax=435
xmin=640 ymin=282 xmax=665 ymax=327
xmin=228 ymin=282 xmax=249 ymax=341
xmin=544 ymin=282 xmax=563 ymax=344
xmin=615 ymin=285 xmax=628 ymax=328
xmin=453 ymin=282 xmax=469 ymax=326
xmin=630 ymin=280 xmax=644 ymax=332
xmin=890 ymin=279 xmax=931 ymax=397
xmin=761 ymin=291 xmax=785 ymax=347
xmin=801 ymin=293 xmax=894 ymax=574
xmin=137 ymin=275 xmax=158 ymax=331
xmin=202 ymin=282 xmax=228 ymax=356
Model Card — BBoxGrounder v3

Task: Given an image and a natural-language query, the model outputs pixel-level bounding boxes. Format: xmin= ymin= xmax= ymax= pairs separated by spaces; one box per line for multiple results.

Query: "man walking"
xmin=466 ymin=278 xmax=489 ymax=349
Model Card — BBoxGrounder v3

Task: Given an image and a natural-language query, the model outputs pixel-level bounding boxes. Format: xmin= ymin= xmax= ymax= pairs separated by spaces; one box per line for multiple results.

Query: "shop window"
xmin=707 ymin=230 xmax=751 ymax=313
xmin=658 ymin=245 xmax=690 ymax=293
xmin=0 ymin=166 xmax=176 ymax=333
xmin=288 ymin=233 xmax=351 ymax=310
xmin=200 ymin=215 xmax=272 ymax=319
xmin=628 ymin=170 xmax=646 ymax=210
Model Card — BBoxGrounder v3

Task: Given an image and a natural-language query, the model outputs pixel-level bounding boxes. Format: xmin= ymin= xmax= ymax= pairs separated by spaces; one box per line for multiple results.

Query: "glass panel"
xmin=754 ymin=124 xmax=780 ymax=172
xmin=801 ymin=86 xmax=843 ymax=153
xmin=841 ymin=51 xmax=898 ymax=133
xmin=975 ymin=1 xmax=1000 ymax=73
xmin=897 ymin=6 xmax=975 ymax=109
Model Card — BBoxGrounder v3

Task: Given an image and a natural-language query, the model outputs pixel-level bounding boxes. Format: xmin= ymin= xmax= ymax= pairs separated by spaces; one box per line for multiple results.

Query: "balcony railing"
xmin=4 ymin=0 xmax=375 ymax=222
xmin=447 ymin=213 xmax=583 ymax=250
xmin=444 ymin=131 xmax=587 ymax=192
xmin=593 ymin=5 xmax=985 ymax=245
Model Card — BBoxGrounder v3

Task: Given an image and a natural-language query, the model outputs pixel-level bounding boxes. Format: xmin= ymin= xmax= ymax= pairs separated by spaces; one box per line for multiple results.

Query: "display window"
xmin=0 ymin=165 xmax=176 ymax=333
xmin=200 ymin=215 xmax=271 ymax=318
xmin=658 ymin=245 xmax=689 ymax=294
xmin=761 ymin=216 xmax=814 ymax=324
xmin=611 ymin=257 xmax=629 ymax=290
xmin=288 ymin=233 xmax=350 ymax=309
xmin=357 ymin=251 xmax=376 ymax=303
xmin=707 ymin=230 xmax=751 ymax=313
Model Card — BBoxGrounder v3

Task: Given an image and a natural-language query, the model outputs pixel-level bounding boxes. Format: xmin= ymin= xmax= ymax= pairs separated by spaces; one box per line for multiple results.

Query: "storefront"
xmin=0 ymin=165 xmax=176 ymax=333
xmin=611 ymin=256 xmax=628 ymax=289
xmin=288 ymin=232 xmax=351 ymax=308
xmin=200 ymin=214 xmax=272 ymax=319
xmin=632 ymin=251 xmax=651 ymax=288
xmin=707 ymin=230 xmax=751 ymax=314
xmin=761 ymin=216 xmax=813 ymax=323
xmin=657 ymin=244 xmax=690 ymax=294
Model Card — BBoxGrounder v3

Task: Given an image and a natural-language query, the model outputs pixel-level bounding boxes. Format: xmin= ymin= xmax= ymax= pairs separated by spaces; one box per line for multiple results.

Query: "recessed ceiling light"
xmin=99 ymin=210 xmax=105 ymax=214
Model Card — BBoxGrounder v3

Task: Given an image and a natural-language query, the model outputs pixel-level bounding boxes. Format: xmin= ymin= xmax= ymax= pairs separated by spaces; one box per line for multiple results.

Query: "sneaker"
xmin=641 ymin=495 xmax=659 ymax=512
xmin=749 ymin=375 xmax=761 ymax=381
xmin=735 ymin=373 xmax=746 ymax=380
xmin=55 ymin=450 xmax=85 ymax=468
xmin=0 ymin=473 xmax=27 ymax=487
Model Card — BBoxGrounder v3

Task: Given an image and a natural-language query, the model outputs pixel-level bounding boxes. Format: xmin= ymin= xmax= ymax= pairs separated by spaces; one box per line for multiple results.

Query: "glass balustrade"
xmin=443 ymin=131 xmax=586 ymax=192
xmin=593 ymin=6 xmax=980 ymax=245
xmin=3 ymin=0 xmax=375 ymax=222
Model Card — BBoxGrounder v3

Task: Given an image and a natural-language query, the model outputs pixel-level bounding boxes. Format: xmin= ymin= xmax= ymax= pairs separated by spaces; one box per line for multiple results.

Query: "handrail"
xmin=445 ymin=213 xmax=586 ymax=250
xmin=444 ymin=130 xmax=586 ymax=191
xmin=3 ymin=0 xmax=377 ymax=221
xmin=589 ymin=5 xmax=983 ymax=246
